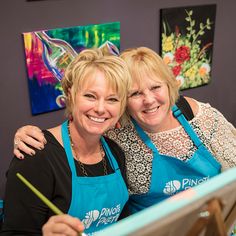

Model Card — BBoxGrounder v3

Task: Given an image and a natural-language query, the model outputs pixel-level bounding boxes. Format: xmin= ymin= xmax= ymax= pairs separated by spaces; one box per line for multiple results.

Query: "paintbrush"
xmin=16 ymin=172 xmax=86 ymax=236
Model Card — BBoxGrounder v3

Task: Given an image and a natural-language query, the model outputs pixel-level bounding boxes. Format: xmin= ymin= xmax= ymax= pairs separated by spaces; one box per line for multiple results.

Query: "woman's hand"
xmin=13 ymin=125 xmax=46 ymax=159
xmin=42 ymin=214 xmax=85 ymax=236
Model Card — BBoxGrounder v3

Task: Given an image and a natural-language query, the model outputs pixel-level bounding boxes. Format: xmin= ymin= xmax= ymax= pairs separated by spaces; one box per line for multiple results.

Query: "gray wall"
xmin=0 ymin=0 xmax=235 ymax=197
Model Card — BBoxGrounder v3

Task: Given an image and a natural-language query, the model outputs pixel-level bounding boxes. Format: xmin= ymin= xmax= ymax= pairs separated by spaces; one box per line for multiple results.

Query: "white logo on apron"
xmin=163 ymin=180 xmax=181 ymax=195
xmin=82 ymin=210 xmax=100 ymax=229
xmin=163 ymin=177 xmax=209 ymax=195
xmin=81 ymin=204 xmax=121 ymax=230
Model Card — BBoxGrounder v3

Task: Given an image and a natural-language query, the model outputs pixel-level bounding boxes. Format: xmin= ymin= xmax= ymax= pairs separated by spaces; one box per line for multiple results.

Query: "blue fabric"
xmin=95 ymin=167 xmax=236 ymax=236
xmin=129 ymin=105 xmax=221 ymax=213
xmin=61 ymin=121 xmax=129 ymax=234
xmin=0 ymin=199 xmax=3 ymax=223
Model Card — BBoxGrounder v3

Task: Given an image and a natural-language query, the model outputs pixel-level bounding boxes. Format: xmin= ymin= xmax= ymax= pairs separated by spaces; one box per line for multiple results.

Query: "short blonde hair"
xmin=61 ymin=48 xmax=131 ymax=117
xmin=120 ymin=47 xmax=179 ymax=108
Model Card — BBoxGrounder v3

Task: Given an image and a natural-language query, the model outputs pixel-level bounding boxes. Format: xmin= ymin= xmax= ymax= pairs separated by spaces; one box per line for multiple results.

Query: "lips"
xmin=143 ymin=106 xmax=160 ymax=114
xmin=88 ymin=115 xmax=106 ymax=123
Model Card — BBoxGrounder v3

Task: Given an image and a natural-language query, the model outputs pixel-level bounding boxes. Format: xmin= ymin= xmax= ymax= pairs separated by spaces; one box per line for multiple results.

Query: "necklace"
xmin=67 ymin=122 xmax=108 ymax=176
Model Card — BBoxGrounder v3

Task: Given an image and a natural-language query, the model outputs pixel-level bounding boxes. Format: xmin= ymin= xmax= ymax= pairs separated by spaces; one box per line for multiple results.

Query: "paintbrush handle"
xmin=16 ymin=173 xmax=85 ymax=236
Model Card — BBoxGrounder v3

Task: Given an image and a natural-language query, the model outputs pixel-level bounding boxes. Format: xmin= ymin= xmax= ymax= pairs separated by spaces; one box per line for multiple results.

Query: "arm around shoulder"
xmin=13 ymin=125 xmax=46 ymax=159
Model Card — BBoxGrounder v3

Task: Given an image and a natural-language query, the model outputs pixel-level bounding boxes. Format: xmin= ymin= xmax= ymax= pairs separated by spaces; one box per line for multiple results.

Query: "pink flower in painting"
xmin=174 ymin=46 xmax=190 ymax=64
xmin=172 ymin=65 xmax=182 ymax=76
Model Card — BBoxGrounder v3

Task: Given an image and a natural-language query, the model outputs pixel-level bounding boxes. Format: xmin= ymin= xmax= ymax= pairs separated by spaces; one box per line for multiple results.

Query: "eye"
xmin=108 ymin=97 xmax=119 ymax=103
xmin=129 ymin=91 xmax=142 ymax=98
xmin=84 ymin=93 xmax=96 ymax=99
xmin=151 ymin=85 xmax=161 ymax=91
xmin=152 ymin=85 xmax=161 ymax=90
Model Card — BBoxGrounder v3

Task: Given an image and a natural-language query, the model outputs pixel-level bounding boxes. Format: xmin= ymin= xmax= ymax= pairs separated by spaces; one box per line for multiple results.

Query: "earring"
xmin=69 ymin=114 xmax=73 ymax=121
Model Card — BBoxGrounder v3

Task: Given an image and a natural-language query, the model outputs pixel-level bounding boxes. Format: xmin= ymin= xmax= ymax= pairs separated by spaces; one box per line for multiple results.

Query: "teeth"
xmin=144 ymin=107 xmax=158 ymax=113
xmin=89 ymin=116 xmax=105 ymax=123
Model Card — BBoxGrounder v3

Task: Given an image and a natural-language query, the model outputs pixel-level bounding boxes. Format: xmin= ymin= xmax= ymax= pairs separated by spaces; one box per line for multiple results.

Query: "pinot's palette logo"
xmin=82 ymin=204 xmax=121 ymax=230
xmin=163 ymin=177 xmax=209 ymax=195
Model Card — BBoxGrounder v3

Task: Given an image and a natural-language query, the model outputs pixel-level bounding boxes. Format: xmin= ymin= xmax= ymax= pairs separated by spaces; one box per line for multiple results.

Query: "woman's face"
xmin=72 ymin=70 xmax=121 ymax=136
xmin=127 ymin=74 xmax=171 ymax=133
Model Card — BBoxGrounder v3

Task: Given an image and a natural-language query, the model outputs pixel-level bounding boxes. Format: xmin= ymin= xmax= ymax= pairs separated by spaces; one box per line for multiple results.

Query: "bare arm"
xmin=14 ymin=125 xmax=46 ymax=159
xmin=42 ymin=214 xmax=85 ymax=236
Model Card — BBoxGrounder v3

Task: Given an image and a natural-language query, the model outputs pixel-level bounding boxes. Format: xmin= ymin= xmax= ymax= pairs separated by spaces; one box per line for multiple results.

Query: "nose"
xmin=94 ymin=99 xmax=105 ymax=114
xmin=143 ymin=89 xmax=155 ymax=105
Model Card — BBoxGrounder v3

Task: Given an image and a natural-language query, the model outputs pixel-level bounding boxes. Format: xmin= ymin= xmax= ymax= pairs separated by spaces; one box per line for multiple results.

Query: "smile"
xmin=143 ymin=106 xmax=160 ymax=114
xmin=88 ymin=115 xmax=106 ymax=123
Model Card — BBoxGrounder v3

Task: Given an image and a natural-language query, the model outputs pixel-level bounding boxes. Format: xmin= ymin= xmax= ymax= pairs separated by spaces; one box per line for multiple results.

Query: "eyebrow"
xmin=84 ymin=89 xmax=119 ymax=97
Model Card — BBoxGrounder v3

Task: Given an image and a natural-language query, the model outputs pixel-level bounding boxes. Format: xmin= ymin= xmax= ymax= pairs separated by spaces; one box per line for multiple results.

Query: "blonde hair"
xmin=120 ymin=47 xmax=179 ymax=108
xmin=61 ymin=48 xmax=131 ymax=117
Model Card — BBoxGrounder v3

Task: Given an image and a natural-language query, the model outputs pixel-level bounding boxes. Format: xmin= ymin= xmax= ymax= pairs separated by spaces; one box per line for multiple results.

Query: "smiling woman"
xmin=108 ymin=47 xmax=236 ymax=213
xmin=127 ymin=76 xmax=173 ymax=133
xmin=10 ymin=47 xmax=236 ymax=225
xmin=1 ymin=48 xmax=132 ymax=235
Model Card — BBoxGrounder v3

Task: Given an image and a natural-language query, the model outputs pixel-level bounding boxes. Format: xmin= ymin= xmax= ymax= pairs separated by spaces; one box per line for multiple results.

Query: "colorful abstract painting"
xmin=160 ymin=5 xmax=216 ymax=90
xmin=23 ymin=22 xmax=120 ymax=115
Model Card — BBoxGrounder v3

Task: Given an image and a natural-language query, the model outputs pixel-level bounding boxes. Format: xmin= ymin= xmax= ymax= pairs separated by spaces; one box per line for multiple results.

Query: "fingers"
xmin=13 ymin=147 xmax=25 ymax=159
xmin=27 ymin=126 xmax=47 ymax=144
xmin=18 ymin=125 xmax=46 ymax=145
xmin=14 ymin=138 xmax=36 ymax=157
xmin=42 ymin=215 xmax=84 ymax=236
xmin=13 ymin=125 xmax=46 ymax=158
xmin=43 ymin=222 xmax=78 ymax=236
xmin=23 ymin=135 xmax=45 ymax=151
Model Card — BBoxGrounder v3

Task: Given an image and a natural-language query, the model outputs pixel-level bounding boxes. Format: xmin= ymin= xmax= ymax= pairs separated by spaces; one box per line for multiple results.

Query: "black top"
xmin=1 ymin=130 xmax=128 ymax=235
xmin=176 ymin=95 xmax=194 ymax=121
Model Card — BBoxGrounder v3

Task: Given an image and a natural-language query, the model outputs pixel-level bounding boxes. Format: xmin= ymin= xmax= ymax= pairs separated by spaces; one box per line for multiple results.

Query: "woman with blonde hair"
xmin=1 ymin=48 xmax=132 ymax=235
xmin=12 ymin=47 xmax=236 ymax=215
xmin=112 ymin=47 xmax=235 ymax=212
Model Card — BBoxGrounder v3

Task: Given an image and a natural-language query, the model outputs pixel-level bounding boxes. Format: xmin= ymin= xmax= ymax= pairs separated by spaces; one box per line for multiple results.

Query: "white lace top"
xmin=106 ymin=102 xmax=236 ymax=195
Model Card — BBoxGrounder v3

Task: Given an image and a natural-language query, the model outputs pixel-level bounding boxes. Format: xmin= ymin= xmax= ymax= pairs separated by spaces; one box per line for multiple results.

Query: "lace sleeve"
xmin=202 ymin=103 xmax=236 ymax=170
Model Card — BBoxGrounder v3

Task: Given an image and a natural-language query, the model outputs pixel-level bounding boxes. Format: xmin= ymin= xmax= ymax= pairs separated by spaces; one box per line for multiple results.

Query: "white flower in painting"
xmin=199 ymin=63 xmax=211 ymax=78
xmin=163 ymin=52 xmax=174 ymax=65
xmin=176 ymin=75 xmax=185 ymax=86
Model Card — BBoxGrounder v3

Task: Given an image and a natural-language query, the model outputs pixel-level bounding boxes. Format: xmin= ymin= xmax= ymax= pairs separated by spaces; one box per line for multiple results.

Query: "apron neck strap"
xmin=100 ymin=136 xmax=119 ymax=170
xmin=172 ymin=105 xmax=202 ymax=148
xmin=131 ymin=117 xmax=158 ymax=153
xmin=61 ymin=120 xmax=77 ymax=176
xmin=62 ymin=121 xmax=119 ymax=173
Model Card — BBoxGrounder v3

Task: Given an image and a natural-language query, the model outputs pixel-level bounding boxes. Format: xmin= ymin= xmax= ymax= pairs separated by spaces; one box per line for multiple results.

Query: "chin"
xmin=87 ymin=130 xmax=104 ymax=136
xmin=87 ymin=126 xmax=108 ymax=135
xmin=145 ymin=119 xmax=162 ymax=129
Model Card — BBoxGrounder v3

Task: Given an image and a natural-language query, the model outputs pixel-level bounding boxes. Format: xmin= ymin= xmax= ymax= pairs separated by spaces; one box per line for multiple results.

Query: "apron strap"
xmin=172 ymin=105 xmax=202 ymax=148
xmin=0 ymin=199 xmax=3 ymax=222
xmin=61 ymin=121 xmax=77 ymax=176
xmin=100 ymin=136 xmax=119 ymax=171
xmin=131 ymin=118 xmax=159 ymax=154
xmin=62 ymin=121 xmax=120 ymax=173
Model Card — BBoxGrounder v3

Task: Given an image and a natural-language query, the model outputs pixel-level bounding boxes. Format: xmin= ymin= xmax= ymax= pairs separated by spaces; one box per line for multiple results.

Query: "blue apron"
xmin=61 ymin=121 xmax=129 ymax=235
xmin=129 ymin=105 xmax=221 ymax=213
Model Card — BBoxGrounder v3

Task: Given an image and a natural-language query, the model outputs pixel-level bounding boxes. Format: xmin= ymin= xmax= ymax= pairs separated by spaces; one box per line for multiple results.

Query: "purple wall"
xmin=0 ymin=0 xmax=235 ymax=197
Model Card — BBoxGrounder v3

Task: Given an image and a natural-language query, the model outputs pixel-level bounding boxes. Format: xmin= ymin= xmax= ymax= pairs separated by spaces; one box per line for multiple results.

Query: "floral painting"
xmin=23 ymin=22 xmax=120 ymax=115
xmin=160 ymin=5 xmax=216 ymax=90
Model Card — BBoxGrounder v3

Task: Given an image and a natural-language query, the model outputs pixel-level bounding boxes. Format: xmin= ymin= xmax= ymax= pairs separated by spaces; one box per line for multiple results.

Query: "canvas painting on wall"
xmin=23 ymin=22 xmax=120 ymax=115
xmin=160 ymin=5 xmax=216 ymax=90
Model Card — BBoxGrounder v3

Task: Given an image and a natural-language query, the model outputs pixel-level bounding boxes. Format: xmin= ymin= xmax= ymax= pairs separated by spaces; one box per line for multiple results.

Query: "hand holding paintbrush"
xmin=16 ymin=173 xmax=86 ymax=236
